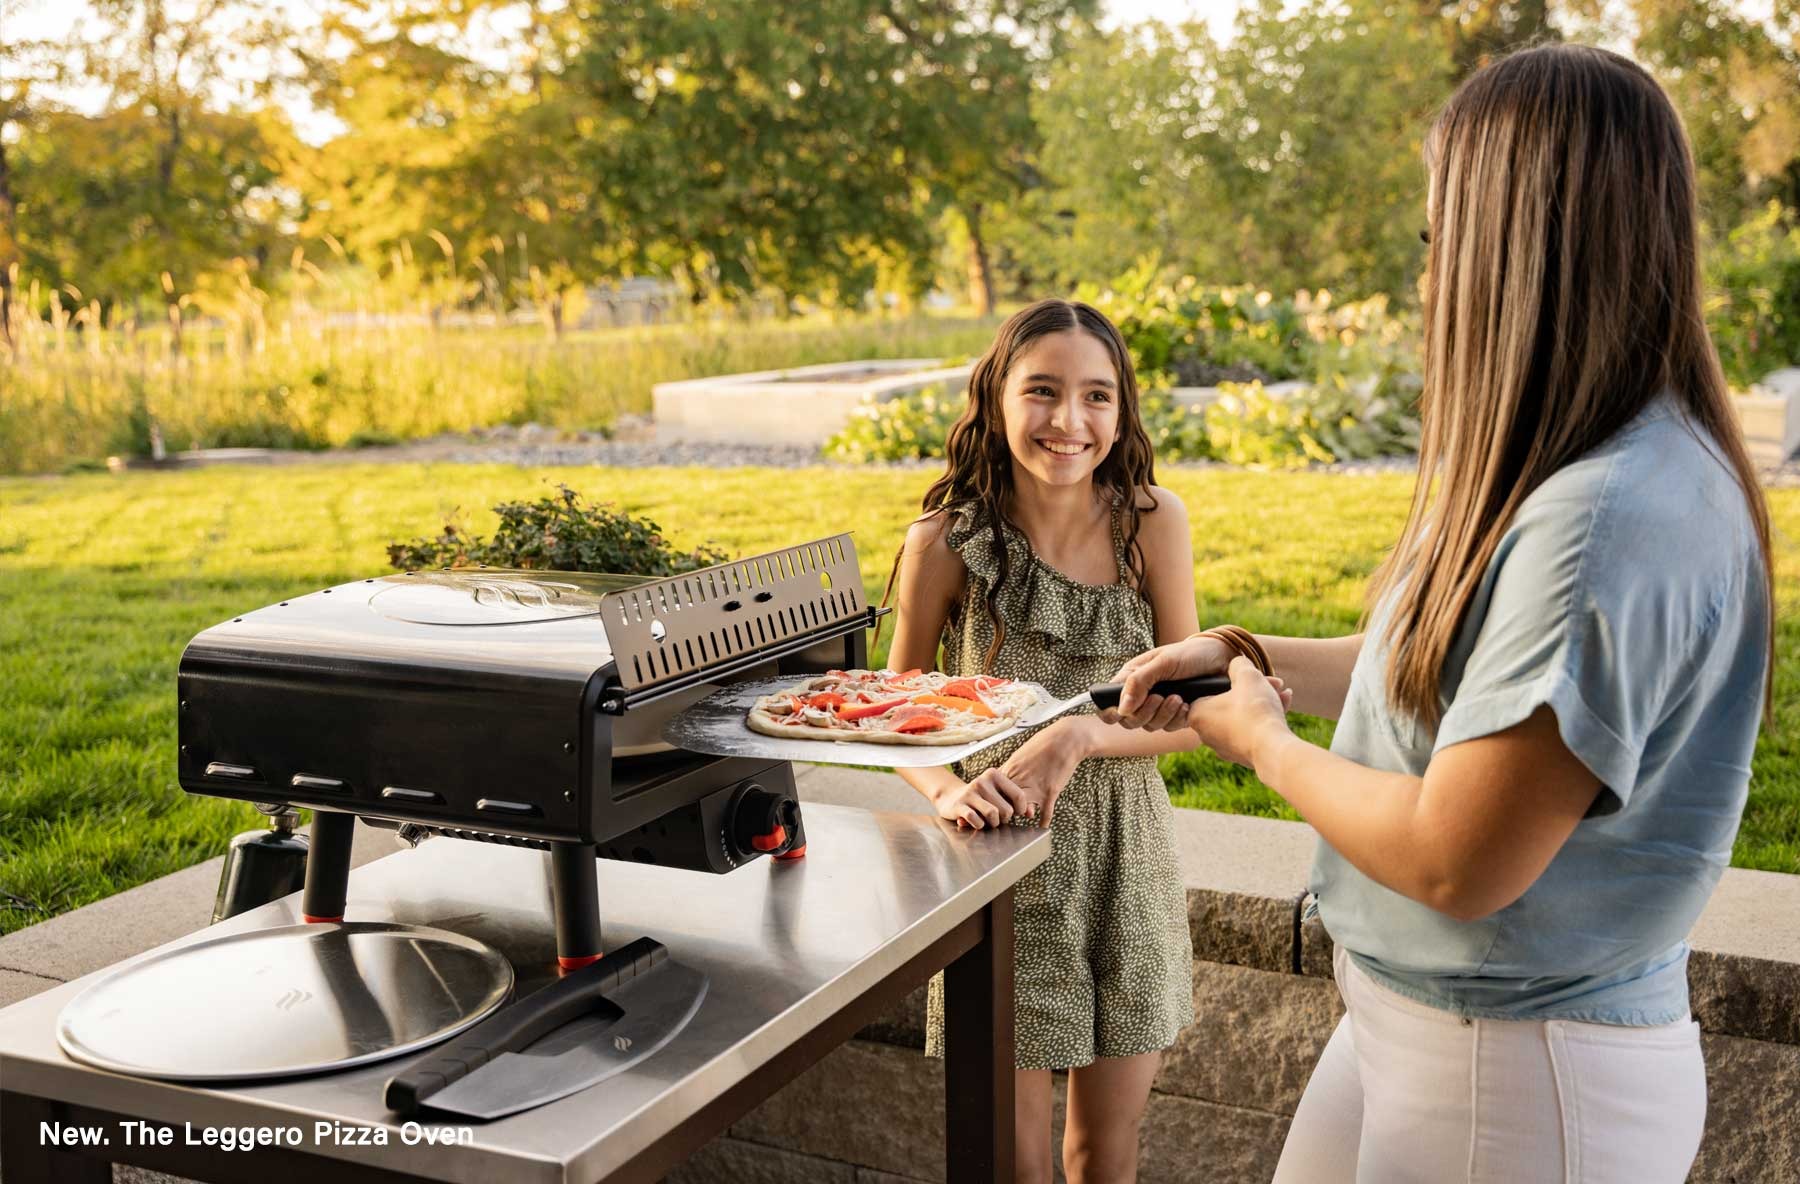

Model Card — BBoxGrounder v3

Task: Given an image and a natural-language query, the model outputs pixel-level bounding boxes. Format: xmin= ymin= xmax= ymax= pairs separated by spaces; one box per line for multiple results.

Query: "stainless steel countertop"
xmin=0 ymin=803 xmax=1048 ymax=1184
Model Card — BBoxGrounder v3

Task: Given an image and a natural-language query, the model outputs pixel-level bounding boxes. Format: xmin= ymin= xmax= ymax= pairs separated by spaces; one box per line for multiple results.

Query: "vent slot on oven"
xmin=599 ymin=533 xmax=873 ymax=709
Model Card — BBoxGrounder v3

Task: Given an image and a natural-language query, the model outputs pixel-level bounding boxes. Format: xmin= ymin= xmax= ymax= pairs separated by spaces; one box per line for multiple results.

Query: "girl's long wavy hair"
xmin=1370 ymin=43 xmax=1775 ymax=723
xmin=881 ymin=299 xmax=1160 ymax=672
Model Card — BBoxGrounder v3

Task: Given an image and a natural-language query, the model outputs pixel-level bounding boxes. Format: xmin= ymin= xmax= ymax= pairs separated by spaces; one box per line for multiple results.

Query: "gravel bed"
xmin=166 ymin=421 xmax=1800 ymax=483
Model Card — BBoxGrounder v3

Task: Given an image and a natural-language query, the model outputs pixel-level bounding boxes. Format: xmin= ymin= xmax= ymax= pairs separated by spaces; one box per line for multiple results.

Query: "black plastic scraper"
xmin=384 ymin=937 xmax=708 ymax=1121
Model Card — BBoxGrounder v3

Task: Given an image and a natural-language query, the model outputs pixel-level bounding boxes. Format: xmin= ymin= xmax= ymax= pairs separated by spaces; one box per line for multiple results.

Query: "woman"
xmin=1106 ymin=44 xmax=1773 ymax=1183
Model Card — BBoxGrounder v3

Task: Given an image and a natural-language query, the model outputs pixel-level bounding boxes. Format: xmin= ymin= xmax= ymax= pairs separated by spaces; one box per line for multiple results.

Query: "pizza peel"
xmin=660 ymin=674 xmax=1231 ymax=769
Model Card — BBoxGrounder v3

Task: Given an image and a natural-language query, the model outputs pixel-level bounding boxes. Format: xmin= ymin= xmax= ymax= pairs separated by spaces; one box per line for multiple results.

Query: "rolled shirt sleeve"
xmin=1431 ymin=464 xmax=1725 ymax=813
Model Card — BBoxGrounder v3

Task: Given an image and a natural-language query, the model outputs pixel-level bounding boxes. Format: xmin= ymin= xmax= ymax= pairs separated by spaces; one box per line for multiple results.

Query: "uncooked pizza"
xmin=745 ymin=668 xmax=1041 ymax=746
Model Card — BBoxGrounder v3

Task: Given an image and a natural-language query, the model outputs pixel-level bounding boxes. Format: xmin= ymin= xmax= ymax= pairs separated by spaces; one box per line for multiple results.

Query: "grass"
xmin=0 ymin=312 xmax=1002 ymax=476
xmin=1 ymin=464 xmax=1797 ymax=936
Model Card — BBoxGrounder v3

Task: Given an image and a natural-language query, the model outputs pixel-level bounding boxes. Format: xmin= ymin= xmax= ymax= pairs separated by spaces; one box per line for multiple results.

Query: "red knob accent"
xmin=558 ymin=951 xmax=604 ymax=973
xmin=773 ymin=845 xmax=807 ymax=862
xmin=302 ymin=914 xmax=344 ymax=924
xmin=751 ymin=824 xmax=788 ymax=853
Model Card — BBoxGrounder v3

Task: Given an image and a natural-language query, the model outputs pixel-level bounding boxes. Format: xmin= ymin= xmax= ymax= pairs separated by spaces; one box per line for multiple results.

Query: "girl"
xmin=884 ymin=299 xmax=1226 ymax=1184
xmin=1107 ymin=45 xmax=1773 ymax=1183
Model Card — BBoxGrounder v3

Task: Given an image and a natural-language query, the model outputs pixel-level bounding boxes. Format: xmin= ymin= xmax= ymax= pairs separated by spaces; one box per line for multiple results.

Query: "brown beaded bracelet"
xmin=1191 ymin=625 xmax=1273 ymax=677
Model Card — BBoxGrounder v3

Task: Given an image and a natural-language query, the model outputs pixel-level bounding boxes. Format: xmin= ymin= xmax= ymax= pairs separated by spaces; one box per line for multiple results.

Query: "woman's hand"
xmin=931 ymin=768 xmax=1031 ymax=830
xmin=1186 ymin=657 xmax=1295 ymax=770
xmin=999 ymin=719 xmax=1089 ymax=827
xmin=1105 ymin=634 xmax=1235 ymax=730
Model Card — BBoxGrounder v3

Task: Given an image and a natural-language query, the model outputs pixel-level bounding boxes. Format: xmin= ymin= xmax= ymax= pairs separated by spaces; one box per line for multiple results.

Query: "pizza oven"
xmin=176 ymin=534 xmax=879 ymax=967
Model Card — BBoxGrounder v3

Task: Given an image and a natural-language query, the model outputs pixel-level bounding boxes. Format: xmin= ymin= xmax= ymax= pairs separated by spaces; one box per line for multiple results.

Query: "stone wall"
xmin=667 ymin=774 xmax=1800 ymax=1183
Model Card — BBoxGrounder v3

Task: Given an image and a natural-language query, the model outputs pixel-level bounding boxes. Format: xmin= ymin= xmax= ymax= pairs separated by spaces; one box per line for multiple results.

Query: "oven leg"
xmin=551 ymin=841 xmax=604 ymax=970
xmin=944 ymin=888 xmax=1016 ymax=1183
xmin=301 ymin=809 xmax=355 ymax=923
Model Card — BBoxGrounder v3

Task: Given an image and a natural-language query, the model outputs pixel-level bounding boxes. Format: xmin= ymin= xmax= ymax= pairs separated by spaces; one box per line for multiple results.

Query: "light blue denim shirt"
xmin=1313 ymin=393 xmax=1769 ymax=1025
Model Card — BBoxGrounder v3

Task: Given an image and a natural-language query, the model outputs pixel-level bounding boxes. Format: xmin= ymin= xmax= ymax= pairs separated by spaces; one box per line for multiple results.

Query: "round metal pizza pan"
xmin=57 ymin=921 xmax=513 ymax=1082
xmin=660 ymin=675 xmax=1058 ymax=769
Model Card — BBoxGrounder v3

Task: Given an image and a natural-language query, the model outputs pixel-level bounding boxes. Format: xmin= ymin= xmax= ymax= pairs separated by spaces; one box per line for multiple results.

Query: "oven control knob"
xmin=733 ymin=785 xmax=800 ymax=859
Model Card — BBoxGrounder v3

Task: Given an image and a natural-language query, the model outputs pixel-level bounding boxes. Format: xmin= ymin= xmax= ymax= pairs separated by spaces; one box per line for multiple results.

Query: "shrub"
xmin=1708 ymin=201 xmax=1800 ymax=389
xmin=387 ymin=484 xmax=727 ymax=574
xmin=1204 ymin=370 xmax=1422 ymax=468
xmin=1140 ymin=389 xmax=1216 ymax=462
xmin=1078 ymin=262 xmax=1314 ymax=385
xmin=823 ymin=383 xmax=965 ymax=463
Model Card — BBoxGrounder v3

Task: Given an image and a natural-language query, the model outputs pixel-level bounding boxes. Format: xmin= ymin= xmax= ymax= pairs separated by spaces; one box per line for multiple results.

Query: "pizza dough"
xmin=746 ymin=669 xmax=1040 ymax=746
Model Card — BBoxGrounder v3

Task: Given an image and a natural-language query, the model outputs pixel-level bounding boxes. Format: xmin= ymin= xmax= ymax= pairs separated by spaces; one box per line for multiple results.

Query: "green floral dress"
xmin=923 ymin=509 xmax=1195 ymax=1071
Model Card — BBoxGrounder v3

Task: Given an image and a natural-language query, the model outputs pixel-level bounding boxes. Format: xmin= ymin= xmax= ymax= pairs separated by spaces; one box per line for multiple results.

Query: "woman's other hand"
xmin=931 ymin=768 xmax=1030 ymax=830
xmin=1187 ymin=657 xmax=1295 ymax=769
xmin=999 ymin=720 xmax=1089 ymax=827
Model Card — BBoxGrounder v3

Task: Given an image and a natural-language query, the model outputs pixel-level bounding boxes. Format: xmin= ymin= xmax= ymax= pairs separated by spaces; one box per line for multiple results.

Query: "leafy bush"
xmin=386 ymin=484 xmax=727 ymax=574
xmin=1708 ymin=201 xmax=1800 ymax=389
xmin=823 ymin=382 xmax=964 ymax=463
xmin=1079 ymin=262 xmax=1314 ymax=384
xmin=822 ymin=271 xmax=1427 ymax=469
xmin=1204 ymin=370 xmax=1422 ymax=468
xmin=1140 ymin=389 xmax=1216 ymax=461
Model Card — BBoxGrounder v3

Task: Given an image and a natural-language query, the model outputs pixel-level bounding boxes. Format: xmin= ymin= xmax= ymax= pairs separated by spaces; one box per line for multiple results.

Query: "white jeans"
xmin=1273 ymin=946 xmax=1707 ymax=1183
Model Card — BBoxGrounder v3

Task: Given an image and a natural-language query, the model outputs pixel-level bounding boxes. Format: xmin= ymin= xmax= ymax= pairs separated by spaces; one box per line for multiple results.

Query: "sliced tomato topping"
xmin=938 ymin=680 xmax=992 ymax=703
xmin=892 ymin=714 xmax=946 ymax=734
xmin=839 ymin=696 xmax=911 ymax=721
xmin=806 ymin=692 xmax=848 ymax=710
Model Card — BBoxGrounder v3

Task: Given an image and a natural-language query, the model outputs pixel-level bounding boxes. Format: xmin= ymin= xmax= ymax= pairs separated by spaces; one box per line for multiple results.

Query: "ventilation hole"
xmin=820 ymin=570 xmax=833 ymax=591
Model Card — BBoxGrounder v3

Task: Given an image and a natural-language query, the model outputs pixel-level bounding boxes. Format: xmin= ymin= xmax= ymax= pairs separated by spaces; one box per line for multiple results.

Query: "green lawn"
xmin=2 ymin=464 xmax=1797 ymax=935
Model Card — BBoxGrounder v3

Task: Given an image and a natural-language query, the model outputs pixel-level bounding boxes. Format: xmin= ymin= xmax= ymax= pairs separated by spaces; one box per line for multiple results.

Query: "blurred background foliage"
xmin=1 ymin=0 xmax=1798 ymax=472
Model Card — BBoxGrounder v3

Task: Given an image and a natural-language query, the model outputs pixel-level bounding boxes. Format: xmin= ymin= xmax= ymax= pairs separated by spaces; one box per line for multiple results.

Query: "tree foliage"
xmin=4 ymin=0 xmax=1798 ymax=338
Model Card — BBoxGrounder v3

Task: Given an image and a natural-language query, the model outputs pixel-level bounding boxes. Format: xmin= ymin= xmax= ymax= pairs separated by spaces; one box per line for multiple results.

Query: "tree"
xmin=0 ymin=33 xmax=69 ymax=351
xmin=1628 ymin=0 xmax=1800 ymax=229
xmin=1004 ymin=0 xmax=1453 ymax=299
xmin=9 ymin=2 xmax=299 ymax=328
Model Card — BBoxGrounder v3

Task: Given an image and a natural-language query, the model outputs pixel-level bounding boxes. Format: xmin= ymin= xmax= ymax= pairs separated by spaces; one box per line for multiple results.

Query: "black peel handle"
xmin=383 ymin=937 xmax=665 ymax=1115
xmin=1088 ymin=675 xmax=1233 ymax=712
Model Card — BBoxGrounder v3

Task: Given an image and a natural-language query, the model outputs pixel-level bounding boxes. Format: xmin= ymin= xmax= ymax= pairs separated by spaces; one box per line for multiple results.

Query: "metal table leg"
xmin=944 ymin=887 xmax=1016 ymax=1184
xmin=0 ymin=1091 xmax=112 ymax=1184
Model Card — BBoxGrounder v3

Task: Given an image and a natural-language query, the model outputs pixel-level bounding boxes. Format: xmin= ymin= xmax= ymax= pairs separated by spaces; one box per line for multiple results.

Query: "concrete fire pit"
xmin=653 ymin=358 xmax=972 ymax=448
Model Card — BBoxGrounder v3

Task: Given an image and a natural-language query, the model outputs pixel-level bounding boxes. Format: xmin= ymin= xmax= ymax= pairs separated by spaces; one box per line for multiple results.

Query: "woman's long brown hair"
xmin=881 ymin=299 xmax=1160 ymax=672
xmin=1370 ymin=43 xmax=1775 ymax=723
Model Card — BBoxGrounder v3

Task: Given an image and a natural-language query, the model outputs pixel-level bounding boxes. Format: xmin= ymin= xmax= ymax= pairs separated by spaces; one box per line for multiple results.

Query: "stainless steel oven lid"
xmin=56 ymin=922 xmax=513 ymax=1082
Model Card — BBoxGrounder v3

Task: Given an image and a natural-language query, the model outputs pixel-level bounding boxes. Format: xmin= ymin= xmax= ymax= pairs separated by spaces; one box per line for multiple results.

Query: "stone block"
xmin=0 ymin=968 xmax=61 ymax=1010
xmin=1690 ymin=1032 xmax=1800 ymax=1183
xmin=1689 ymin=949 xmax=1800 ymax=1047
xmin=653 ymin=361 xmax=973 ymax=448
xmin=1137 ymin=1093 xmax=1290 ymax=1184
xmin=1158 ymin=962 xmax=1342 ymax=1116
xmin=665 ymin=1137 xmax=855 ymax=1184
xmin=1732 ymin=383 xmax=1800 ymax=463
xmin=731 ymin=1040 xmax=945 ymax=1180
xmin=1187 ymin=888 xmax=1293 ymax=973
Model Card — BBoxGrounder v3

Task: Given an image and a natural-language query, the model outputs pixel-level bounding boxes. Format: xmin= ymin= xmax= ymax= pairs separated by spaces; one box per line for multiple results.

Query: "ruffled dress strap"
xmin=941 ymin=505 xmax=1154 ymax=669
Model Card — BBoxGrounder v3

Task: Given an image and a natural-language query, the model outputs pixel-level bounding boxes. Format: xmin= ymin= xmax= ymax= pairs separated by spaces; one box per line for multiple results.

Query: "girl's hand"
xmin=1105 ymin=635 xmax=1234 ymax=730
xmin=1187 ymin=657 xmax=1295 ymax=769
xmin=999 ymin=720 xmax=1089 ymax=827
xmin=933 ymin=768 xmax=1030 ymax=830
